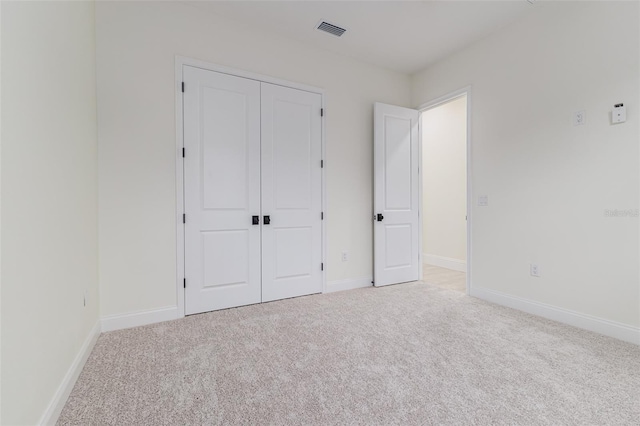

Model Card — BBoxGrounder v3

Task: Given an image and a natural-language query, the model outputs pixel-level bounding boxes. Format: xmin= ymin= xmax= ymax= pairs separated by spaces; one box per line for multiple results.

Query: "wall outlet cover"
xmin=612 ymin=104 xmax=626 ymax=124
xmin=530 ymin=264 xmax=540 ymax=277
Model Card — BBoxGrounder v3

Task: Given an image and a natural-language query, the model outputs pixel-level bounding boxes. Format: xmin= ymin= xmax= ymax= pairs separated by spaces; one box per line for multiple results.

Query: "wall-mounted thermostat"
xmin=612 ymin=103 xmax=626 ymax=124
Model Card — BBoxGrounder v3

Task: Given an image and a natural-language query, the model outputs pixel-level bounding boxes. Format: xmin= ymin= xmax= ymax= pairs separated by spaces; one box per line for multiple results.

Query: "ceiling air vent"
xmin=316 ymin=21 xmax=346 ymax=37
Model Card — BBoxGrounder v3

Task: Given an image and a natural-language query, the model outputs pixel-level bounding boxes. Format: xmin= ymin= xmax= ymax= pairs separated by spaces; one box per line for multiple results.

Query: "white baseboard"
xmin=38 ymin=321 xmax=101 ymax=426
xmin=471 ymin=286 xmax=640 ymax=345
xmin=325 ymin=277 xmax=372 ymax=293
xmin=423 ymin=254 xmax=466 ymax=272
xmin=101 ymin=306 xmax=179 ymax=332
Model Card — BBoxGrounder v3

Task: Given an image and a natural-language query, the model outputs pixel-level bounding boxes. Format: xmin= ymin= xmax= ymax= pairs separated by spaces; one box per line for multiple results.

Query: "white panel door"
xmin=373 ymin=102 xmax=420 ymax=287
xmin=183 ymin=66 xmax=261 ymax=314
xmin=261 ymin=83 xmax=323 ymax=302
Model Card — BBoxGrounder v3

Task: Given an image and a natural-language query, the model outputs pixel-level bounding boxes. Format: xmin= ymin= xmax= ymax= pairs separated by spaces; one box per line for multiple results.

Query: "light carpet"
xmin=422 ymin=263 xmax=466 ymax=293
xmin=58 ymin=282 xmax=640 ymax=425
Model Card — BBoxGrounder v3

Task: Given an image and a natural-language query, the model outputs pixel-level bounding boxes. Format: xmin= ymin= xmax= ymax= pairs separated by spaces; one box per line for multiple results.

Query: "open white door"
xmin=374 ymin=102 xmax=420 ymax=287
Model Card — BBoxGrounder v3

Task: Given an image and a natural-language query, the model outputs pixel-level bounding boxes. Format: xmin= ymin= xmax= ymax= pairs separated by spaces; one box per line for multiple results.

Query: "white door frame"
xmin=417 ymin=86 xmax=472 ymax=295
xmin=175 ymin=56 xmax=327 ymax=318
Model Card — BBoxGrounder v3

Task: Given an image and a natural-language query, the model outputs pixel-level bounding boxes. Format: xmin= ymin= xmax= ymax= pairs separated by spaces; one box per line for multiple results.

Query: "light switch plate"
xmin=612 ymin=103 xmax=626 ymax=124
xmin=573 ymin=110 xmax=585 ymax=126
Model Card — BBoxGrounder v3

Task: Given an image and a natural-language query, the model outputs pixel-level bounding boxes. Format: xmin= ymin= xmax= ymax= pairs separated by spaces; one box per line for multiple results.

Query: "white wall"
xmin=0 ymin=1 xmax=99 ymax=424
xmin=412 ymin=1 xmax=639 ymax=330
xmin=96 ymin=1 xmax=411 ymax=318
xmin=422 ymin=95 xmax=467 ymax=265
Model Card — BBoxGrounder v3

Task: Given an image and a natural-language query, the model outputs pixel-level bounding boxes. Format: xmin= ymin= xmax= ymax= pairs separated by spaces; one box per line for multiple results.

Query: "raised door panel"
xmin=201 ymin=87 xmax=249 ymax=210
xmin=384 ymin=116 xmax=412 ymax=211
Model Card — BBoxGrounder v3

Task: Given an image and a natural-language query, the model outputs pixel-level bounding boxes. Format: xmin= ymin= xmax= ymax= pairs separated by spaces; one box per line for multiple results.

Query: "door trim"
xmin=175 ymin=56 xmax=326 ymax=318
xmin=417 ymin=86 xmax=472 ymax=295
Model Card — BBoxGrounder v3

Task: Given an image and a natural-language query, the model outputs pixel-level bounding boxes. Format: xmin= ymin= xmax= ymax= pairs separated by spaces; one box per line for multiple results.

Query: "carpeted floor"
xmin=58 ymin=282 xmax=640 ymax=425
xmin=423 ymin=263 xmax=466 ymax=293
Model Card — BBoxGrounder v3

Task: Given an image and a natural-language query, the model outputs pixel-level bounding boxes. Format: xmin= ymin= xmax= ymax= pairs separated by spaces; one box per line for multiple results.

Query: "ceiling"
xmin=184 ymin=1 xmax=540 ymax=75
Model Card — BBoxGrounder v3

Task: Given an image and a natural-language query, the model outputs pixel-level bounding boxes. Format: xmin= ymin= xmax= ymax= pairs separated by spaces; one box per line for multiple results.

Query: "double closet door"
xmin=183 ymin=66 xmax=323 ymax=315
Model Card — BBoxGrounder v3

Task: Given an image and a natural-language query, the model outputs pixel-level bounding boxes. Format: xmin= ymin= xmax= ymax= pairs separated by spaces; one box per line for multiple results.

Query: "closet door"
xmin=260 ymin=83 xmax=323 ymax=302
xmin=183 ymin=66 xmax=261 ymax=315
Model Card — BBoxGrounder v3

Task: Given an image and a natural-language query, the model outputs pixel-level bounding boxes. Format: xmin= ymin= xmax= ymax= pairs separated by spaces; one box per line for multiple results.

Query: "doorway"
xmin=419 ymin=92 xmax=469 ymax=293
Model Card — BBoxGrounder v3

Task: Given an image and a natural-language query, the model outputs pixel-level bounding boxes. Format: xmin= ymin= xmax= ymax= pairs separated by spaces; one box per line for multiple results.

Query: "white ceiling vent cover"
xmin=316 ymin=21 xmax=346 ymax=37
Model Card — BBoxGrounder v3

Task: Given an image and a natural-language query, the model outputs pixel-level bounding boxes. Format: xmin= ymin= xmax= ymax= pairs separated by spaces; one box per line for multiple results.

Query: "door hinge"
xmin=181 ymin=82 xmax=185 ymax=93
xmin=183 ymin=278 xmax=186 ymax=288
xmin=321 ymin=108 xmax=324 ymax=117
xmin=182 ymin=147 xmax=185 ymax=158
xmin=321 ymin=212 xmax=324 ymax=220
xmin=321 ymin=263 xmax=324 ymax=271
xmin=321 ymin=160 xmax=324 ymax=168
xmin=183 ymin=214 xmax=186 ymax=224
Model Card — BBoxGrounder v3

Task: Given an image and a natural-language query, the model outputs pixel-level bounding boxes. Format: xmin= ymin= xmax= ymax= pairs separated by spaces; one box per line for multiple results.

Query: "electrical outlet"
xmin=341 ymin=251 xmax=349 ymax=262
xmin=573 ymin=110 xmax=586 ymax=126
xmin=478 ymin=195 xmax=488 ymax=207
xmin=530 ymin=264 xmax=540 ymax=277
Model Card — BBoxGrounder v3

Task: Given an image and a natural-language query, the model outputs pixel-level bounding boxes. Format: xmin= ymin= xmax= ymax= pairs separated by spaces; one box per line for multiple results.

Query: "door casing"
xmin=175 ymin=56 xmax=326 ymax=318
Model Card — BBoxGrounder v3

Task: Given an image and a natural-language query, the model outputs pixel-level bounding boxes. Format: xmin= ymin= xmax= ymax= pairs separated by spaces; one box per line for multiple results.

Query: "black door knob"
xmin=376 ymin=214 xmax=384 ymax=222
xmin=264 ymin=215 xmax=271 ymax=225
xmin=252 ymin=216 xmax=259 ymax=225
